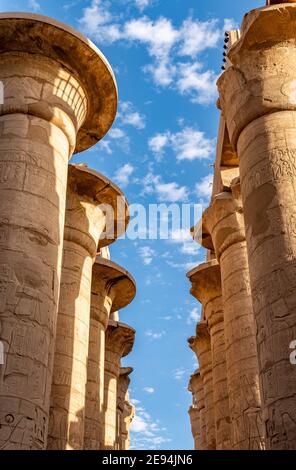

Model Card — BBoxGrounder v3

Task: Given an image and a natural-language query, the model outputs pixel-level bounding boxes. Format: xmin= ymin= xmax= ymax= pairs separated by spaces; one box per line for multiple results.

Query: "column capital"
xmin=65 ymin=164 xmax=129 ymax=255
xmin=105 ymin=320 xmax=136 ymax=360
xmin=188 ymin=322 xmax=211 ymax=357
xmin=0 ymin=12 xmax=117 ymax=153
xmin=202 ymin=190 xmax=245 ymax=259
xmin=217 ymin=3 xmax=296 ymax=148
xmin=188 ymin=369 xmax=202 ymax=396
xmin=118 ymin=367 xmax=133 ymax=411
xmin=187 ymin=259 xmax=221 ymax=305
xmin=92 ymin=258 xmax=136 ymax=322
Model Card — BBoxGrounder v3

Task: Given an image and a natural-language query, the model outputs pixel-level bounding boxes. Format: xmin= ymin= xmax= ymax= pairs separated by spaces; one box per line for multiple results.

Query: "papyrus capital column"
xmin=117 ymin=367 xmax=134 ymax=450
xmin=84 ymin=259 xmax=136 ymax=450
xmin=188 ymin=260 xmax=231 ymax=450
xmin=188 ymin=370 xmax=206 ymax=450
xmin=202 ymin=187 xmax=264 ymax=449
xmin=103 ymin=321 xmax=135 ymax=450
xmin=0 ymin=13 xmax=117 ymax=450
xmin=48 ymin=166 xmax=128 ymax=450
xmin=188 ymin=322 xmax=215 ymax=450
xmin=218 ymin=4 xmax=296 ymax=449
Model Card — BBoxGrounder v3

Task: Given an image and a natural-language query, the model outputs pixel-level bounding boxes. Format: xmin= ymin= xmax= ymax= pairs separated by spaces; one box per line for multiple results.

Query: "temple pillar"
xmin=0 ymin=13 xmax=116 ymax=450
xmin=117 ymin=367 xmax=134 ymax=450
xmin=202 ymin=185 xmax=264 ymax=449
xmin=188 ymin=323 xmax=215 ymax=449
xmin=188 ymin=260 xmax=231 ymax=450
xmin=188 ymin=370 xmax=206 ymax=450
xmin=48 ymin=166 xmax=128 ymax=450
xmin=218 ymin=3 xmax=296 ymax=448
xmin=103 ymin=321 xmax=135 ymax=450
xmin=84 ymin=260 xmax=136 ymax=450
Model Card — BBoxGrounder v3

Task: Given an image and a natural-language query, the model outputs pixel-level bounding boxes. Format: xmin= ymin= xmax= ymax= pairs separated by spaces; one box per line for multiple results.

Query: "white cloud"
xmin=108 ymin=127 xmax=126 ymax=139
xmin=148 ymin=134 xmax=169 ymax=160
xmin=114 ymin=163 xmax=134 ymax=186
xmin=143 ymin=387 xmax=155 ymax=394
xmin=195 ymin=173 xmax=213 ymax=200
xmin=142 ymin=171 xmax=189 ymax=202
xmin=130 ymin=401 xmax=171 ymax=450
xmin=79 ymin=0 xmax=121 ymax=43
xmin=169 ymin=228 xmax=200 ymax=257
xmin=187 ymin=307 xmax=200 ymax=325
xmin=149 ymin=127 xmax=215 ymax=162
xmin=177 ymin=63 xmax=218 ymax=104
xmin=145 ymin=330 xmax=166 ymax=340
xmin=118 ymin=101 xmax=146 ymax=129
xmin=28 ymin=0 xmax=40 ymax=10
xmin=135 ymin=0 xmax=152 ymax=12
xmin=166 ymin=260 xmax=197 ymax=271
xmin=157 ymin=182 xmax=188 ymax=203
xmin=138 ymin=246 xmax=155 ymax=265
xmin=173 ymin=367 xmax=187 ymax=381
xmin=79 ymin=1 xmax=234 ymax=104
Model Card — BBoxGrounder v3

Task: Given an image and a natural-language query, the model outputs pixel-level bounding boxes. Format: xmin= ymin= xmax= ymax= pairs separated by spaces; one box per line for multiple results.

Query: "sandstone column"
xmin=0 ymin=13 xmax=117 ymax=450
xmin=218 ymin=3 xmax=296 ymax=448
xmin=188 ymin=370 xmax=207 ymax=450
xmin=117 ymin=367 xmax=134 ymax=450
xmin=202 ymin=186 xmax=264 ymax=449
xmin=48 ymin=166 xmax=129 ymax=450
xmin=103 ymin=321 xmax=135 ymax=450
xmin=188 ymin=261 xmax=231 ymax=450
xmin=188 ymin=323 xmax=216 ymax=450
xmin=84 ymin=259 xmax=136 ymax=450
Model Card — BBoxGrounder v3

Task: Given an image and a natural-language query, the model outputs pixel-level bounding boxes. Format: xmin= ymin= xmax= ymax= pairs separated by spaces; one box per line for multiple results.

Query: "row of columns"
xmin=187 ymin=1 xmax=296 ymax=450
xmin=0 ymin=13 xmax=136 ymax=450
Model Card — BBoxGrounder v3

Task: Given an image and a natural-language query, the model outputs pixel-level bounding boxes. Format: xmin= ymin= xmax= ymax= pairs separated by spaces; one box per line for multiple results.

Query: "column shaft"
xmin=238 ymin=113 xmax=296 ymax=448
xmin=208 ymin=299 xmax=231 ymax=450
xmin=48 ymin=167 xmax=107 ymax=450
xmin=221 ymin=241 xmax=264 ymax=449
xmin=0 ymin=56 xmax=80 ymax=450
xmin=217 ymin=4 xmax=296 ymax=448
xmin=84 ymin=291 xmax=109 ymax=450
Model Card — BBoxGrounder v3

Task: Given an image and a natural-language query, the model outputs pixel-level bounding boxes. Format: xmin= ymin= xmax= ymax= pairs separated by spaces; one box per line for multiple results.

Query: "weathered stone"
xmin=218 ymin=4 xmax=296 ymax=449
xmin=103 ymin=321 xmax=135 ymax=450
xmin=47 ymin=165 xmax=129 ymax=450
xmin=188 ymin=260 xmax=231 ymax=449
xmin=188 ymin=322 xmax=216 ymax=450
xmin=202 ymin=186 xmax=265 ymax=450
xmin=117 ymin=367 xmax=134 ymax=451
xmin=188 ymin=370 xmax=206 ymax=450
xmin=84 ymin=259 xmax=136 ymax=450
xmin=0 ymin=13 xmax=116 ymax=450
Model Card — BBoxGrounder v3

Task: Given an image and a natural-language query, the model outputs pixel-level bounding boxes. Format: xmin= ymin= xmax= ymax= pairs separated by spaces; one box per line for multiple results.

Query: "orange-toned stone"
xmin=202 ymin=186 xmax=265 ymax=449
xmin=0 ymin=13 xmax=116 ymax=450
xmin=48 ymin=166 xmax=129 ymax=450
xmin=218 ymin=4 xmax=296 ymax=449
xmin=188 ymin=260 xmax=231 ymax=450
xmin=103 ymin=321 xmax=135 ymax=450
xmin=189 ymin=323 xmax=216 ymax=450
xmin=84 ymin=259 xmax=136 ymax=450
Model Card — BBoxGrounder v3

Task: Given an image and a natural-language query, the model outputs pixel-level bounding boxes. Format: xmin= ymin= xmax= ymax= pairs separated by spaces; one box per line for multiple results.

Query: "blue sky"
xmin=0 ymin=0 xmax=264 ymax=450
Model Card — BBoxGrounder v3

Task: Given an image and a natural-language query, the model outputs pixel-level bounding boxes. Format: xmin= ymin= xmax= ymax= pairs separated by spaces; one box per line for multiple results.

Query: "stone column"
xmin=0 ymin=13 xmax=116 ymax=450
xmin=188 ymin=370 xmax=207 ymax=450
xmin=117 ymin=367 xmax=134 ymax=450
xmin=188 ymin=323 xmax=216 ymax=450
xmin=48 ymin=167 xmax=129 ymax=450
xmin=84 ymin=260 xmax=136 ymax=450
xmin=103 ymin=321 xmax=135 ymax=450
xmin=203 ymin=186 xmax=264 ymax=449
xmin=188 ymin=261 xmax=231 ymax=450
xmin=217 ymin=4 xmax=296 ymax=448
